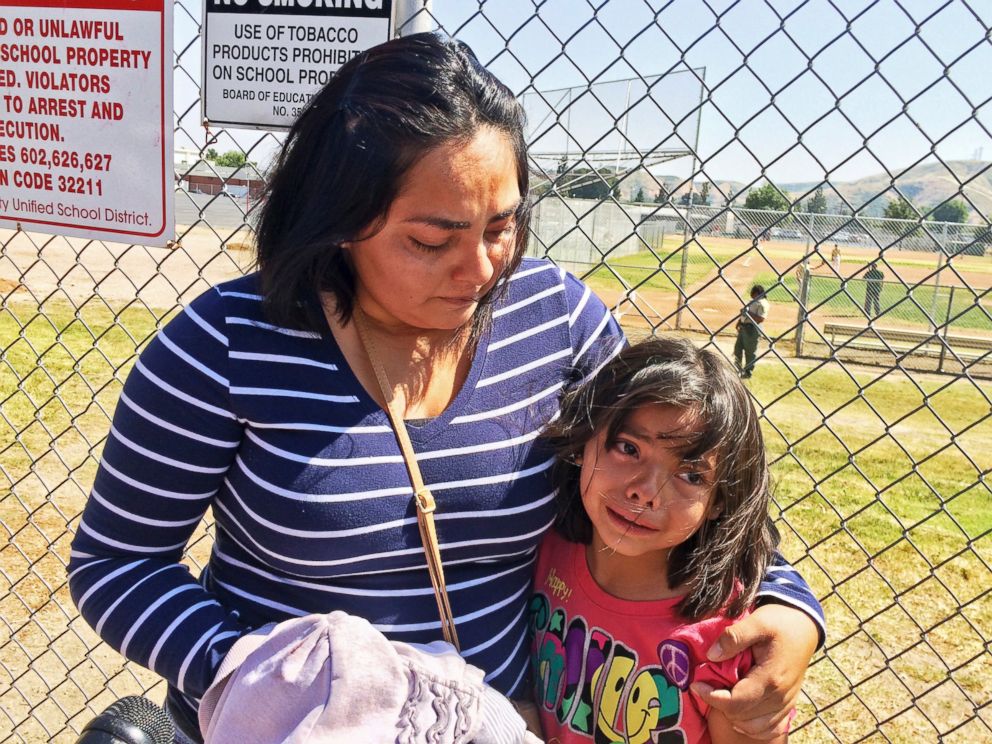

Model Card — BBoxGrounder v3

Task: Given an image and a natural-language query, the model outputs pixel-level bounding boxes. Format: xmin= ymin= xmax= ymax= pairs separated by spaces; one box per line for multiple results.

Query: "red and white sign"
xmin=0 ymin=0 xmax=173 ymax=246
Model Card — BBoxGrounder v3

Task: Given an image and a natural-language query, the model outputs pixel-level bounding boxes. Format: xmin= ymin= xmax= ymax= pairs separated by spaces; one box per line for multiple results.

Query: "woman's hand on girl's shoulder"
xmin=691 ymin=603 xmax=816 ymax=739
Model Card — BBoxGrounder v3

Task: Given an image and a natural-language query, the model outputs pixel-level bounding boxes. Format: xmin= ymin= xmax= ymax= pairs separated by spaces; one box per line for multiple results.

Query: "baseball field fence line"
xmin=1 ymin=0 xmax=990 ymax=741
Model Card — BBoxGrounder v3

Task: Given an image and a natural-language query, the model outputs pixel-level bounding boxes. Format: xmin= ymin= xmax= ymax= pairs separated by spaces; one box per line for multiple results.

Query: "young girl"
xmin=529 ymin=337 xmax=789 ymax=744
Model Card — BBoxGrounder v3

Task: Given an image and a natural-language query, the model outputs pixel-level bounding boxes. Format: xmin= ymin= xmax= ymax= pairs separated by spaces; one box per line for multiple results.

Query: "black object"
xmin=75 ymin=695 xmax=176 ymax=744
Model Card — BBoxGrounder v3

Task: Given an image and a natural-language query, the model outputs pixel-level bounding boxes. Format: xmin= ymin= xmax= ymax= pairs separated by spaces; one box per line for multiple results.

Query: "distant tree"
xmin=744 ymin=183 xmax=790 ymax=211
xmin=633 ymin=186 xmax=646 ymax=203
xmin=679 ymin=192 xmax=708 ymax=206
xmin=204 ymin=147 xmax=219 ymax=161
xmin=900 ymin=184 xmax=923 ymax=200
xmin=214 ymin=150 xmax=247 ymax=168
xmin=699 ymin=182 xmax=711 ymax=206
xmin=883 ymin=196 xmax=917 ymax=221
xmin=654 ymin=184 xmax=669 ymax=204
xmin=806 ymin=186 xmax=827 ymax=214
xmin=931 ymin=199 xmax=969 ymax=223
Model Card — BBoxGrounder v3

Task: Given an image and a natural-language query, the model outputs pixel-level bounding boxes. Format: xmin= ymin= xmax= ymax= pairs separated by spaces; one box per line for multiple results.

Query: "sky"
xmin=173 ymin=0 xmax=992 ymax=191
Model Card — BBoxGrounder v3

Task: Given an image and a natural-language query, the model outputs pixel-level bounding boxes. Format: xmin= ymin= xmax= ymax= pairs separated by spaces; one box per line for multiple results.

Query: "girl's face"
xmin=579 ymin=403 xmax=720 ymax=565
xmin=345 ymin=126 xmax=522 ymax=333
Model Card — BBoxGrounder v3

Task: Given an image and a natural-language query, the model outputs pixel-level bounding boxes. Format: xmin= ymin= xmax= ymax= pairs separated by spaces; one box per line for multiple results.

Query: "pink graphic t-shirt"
xmin=529 ymin=531 xmax=752 ymax=744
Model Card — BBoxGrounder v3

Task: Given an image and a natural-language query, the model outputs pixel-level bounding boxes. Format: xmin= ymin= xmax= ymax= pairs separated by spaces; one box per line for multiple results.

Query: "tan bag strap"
xmin=352 ymin=307 xmax=460 ymax=651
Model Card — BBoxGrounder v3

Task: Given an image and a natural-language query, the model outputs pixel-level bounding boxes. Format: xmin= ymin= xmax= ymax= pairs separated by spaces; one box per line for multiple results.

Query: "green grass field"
xmin=582 ymin=242 xmax=740 ymax=296
xmin=838 ymin=253 xmax=992 ymax=276
xmin=1 ymin=301 xmax=168 ymax=501
xmin=707 ymin=343 xmax=992 ymax=740
xmin=2 ymin=297 xmax=990 ymax=742
xmin=755 ymin=273 xmax=992 ymax=332
xmin=743 ymin=353 xmax=990 ymax=559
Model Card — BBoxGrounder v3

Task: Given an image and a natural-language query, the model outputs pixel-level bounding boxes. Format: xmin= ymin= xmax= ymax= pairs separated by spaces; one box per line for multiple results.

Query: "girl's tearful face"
xmin=579 ymin=403 xmax=720 ymax=563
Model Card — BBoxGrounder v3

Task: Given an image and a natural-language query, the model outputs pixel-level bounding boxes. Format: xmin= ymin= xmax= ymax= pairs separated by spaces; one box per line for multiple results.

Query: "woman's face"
xmin=346 ymin=126 xmax=522 ymax=333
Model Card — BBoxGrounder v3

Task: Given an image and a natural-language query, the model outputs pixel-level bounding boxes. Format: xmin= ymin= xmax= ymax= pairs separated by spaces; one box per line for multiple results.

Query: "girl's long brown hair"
xmin=543 ymin=337 xmax=778 ymax=620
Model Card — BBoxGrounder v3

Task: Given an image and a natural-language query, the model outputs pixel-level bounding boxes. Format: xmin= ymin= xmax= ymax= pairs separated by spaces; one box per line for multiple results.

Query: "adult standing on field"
xmin=68 ymin=33 xmax=823 ymax=743
xmin=864 ymin=263 xmax=884 ymax=318
xmin=735 ymin=284 xmax=769 ymax=379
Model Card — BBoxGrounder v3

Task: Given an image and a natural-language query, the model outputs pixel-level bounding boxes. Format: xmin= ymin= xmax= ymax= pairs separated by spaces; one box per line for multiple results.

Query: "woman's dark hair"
xmin=255 ymin=32 xmax=530 ymax=330
xmin=543 ymin=337 xmax=778 ymax=620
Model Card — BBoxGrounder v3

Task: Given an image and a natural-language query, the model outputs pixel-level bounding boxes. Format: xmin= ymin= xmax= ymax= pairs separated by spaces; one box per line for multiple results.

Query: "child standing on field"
xmin=528 ymin=338 xmax=792 ymax=744
xmin=734 ymin=285 xmax=768 ymax=379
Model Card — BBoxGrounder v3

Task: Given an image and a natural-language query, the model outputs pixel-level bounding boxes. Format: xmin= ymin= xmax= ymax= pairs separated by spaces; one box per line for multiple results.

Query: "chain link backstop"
xmin=1 ymin=1 xmax=990 ymax=741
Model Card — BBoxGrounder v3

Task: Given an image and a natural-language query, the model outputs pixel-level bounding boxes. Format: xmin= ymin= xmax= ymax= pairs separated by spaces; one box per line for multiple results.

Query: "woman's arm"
xmin=753 ymin=552 xmax=826 ymax=645
xmin=68 ymin=287 xmax=248 ymax=699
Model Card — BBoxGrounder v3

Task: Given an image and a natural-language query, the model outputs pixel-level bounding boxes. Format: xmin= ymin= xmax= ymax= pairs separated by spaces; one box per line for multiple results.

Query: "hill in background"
xmin=623 ymin=159 xmax=991 ymax=221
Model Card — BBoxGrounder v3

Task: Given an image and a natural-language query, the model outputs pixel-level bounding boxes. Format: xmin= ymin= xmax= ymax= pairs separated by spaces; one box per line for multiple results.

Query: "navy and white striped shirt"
xmin=68 ymin=258 xmax=823 ymax=726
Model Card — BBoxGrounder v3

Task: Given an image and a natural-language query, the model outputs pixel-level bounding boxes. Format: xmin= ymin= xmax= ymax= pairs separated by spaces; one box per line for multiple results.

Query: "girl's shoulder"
xmin=664 ymin=587 xmax=751 ymax=670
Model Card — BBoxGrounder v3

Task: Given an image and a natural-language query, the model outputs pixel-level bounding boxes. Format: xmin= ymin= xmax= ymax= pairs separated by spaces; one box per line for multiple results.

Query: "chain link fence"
xmin=2 ymin=0 xmax=991 ymax=741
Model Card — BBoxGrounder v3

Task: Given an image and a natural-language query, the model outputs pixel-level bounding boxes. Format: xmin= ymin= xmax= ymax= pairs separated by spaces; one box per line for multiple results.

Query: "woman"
xmin=69 ymin=33 xmax=822 ymax=742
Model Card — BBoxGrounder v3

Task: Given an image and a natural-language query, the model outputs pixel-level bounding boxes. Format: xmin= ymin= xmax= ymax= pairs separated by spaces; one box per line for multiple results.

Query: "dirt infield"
xmin=593 ymin=237 xmax=990 ymax=341
xmin=0 ymin=226 xmax=255 ymax=310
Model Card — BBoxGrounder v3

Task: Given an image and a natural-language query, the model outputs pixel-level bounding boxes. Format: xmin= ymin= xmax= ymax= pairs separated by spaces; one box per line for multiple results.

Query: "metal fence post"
xmin=395 ymin=0 xmax=434 ymax=35
xmin=674 ymin=67 xmax=706 ymax=333
xmin=930 ymin=223 xmax=948 ymax=331
xmin=675 ymin=242 xmax=689 ymax=330
xmin=795 ymin=258 xmax=810 ymax=357
xmin=939 ymin=284 xmax=955 ymax=374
